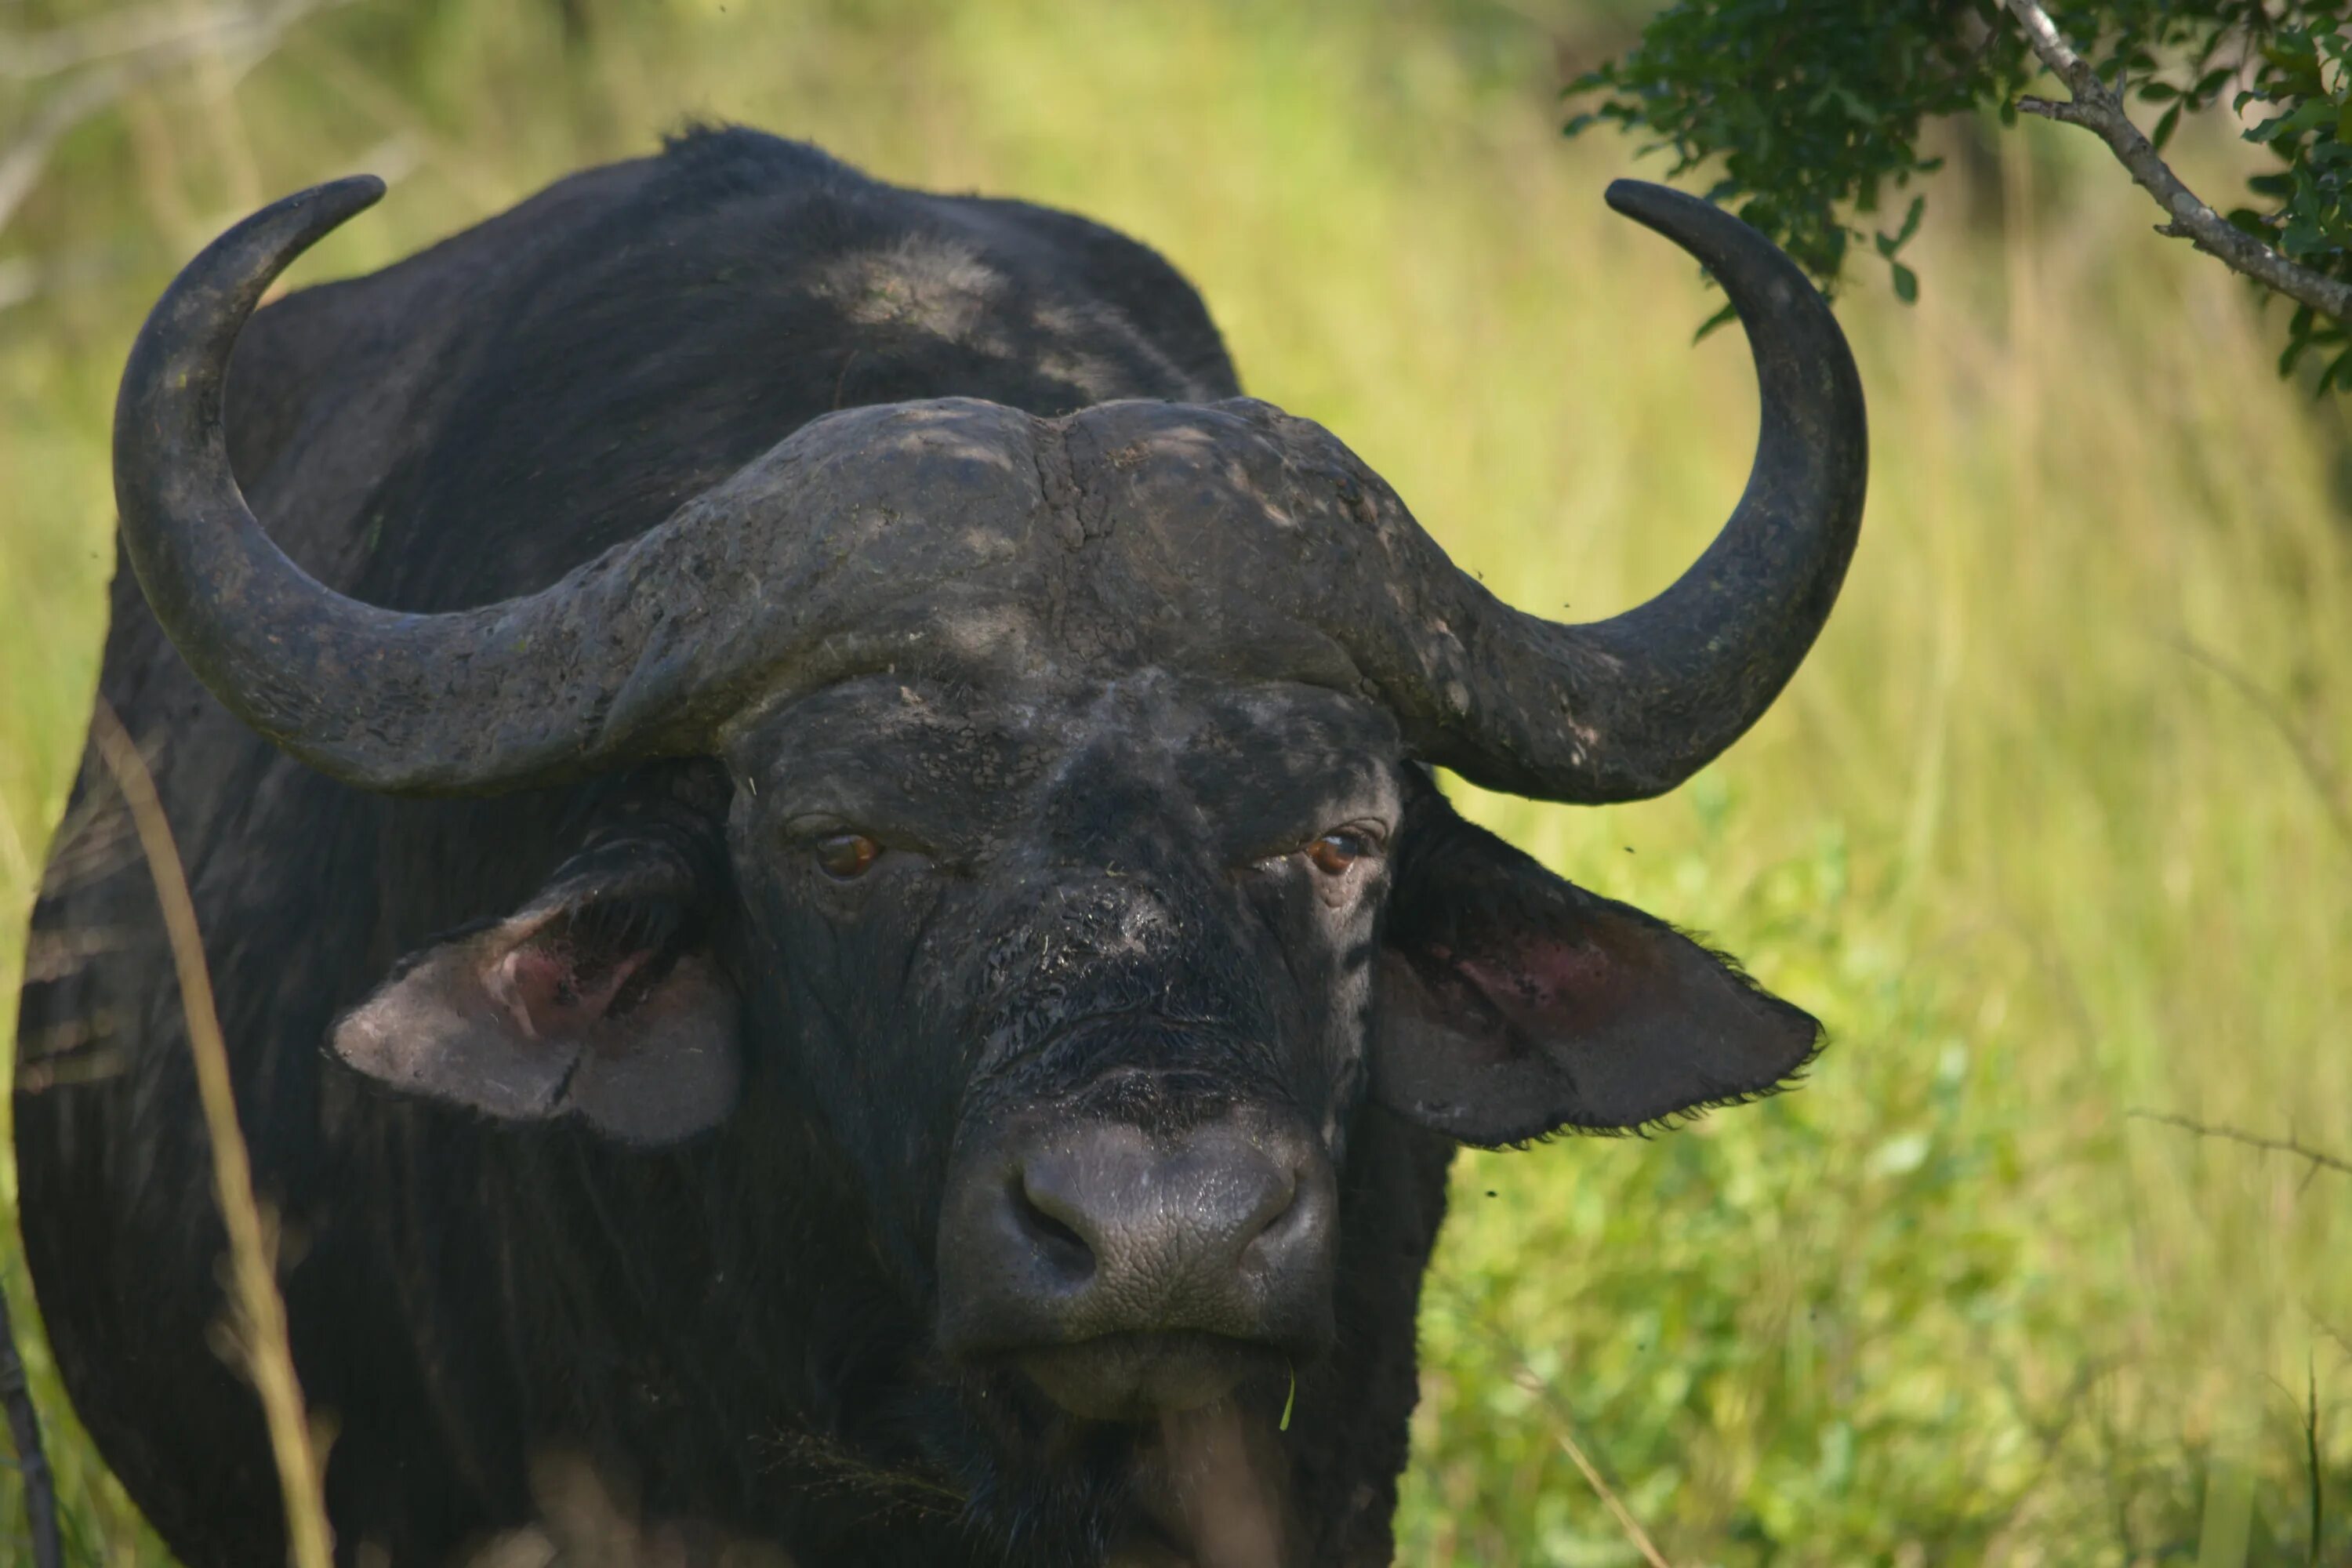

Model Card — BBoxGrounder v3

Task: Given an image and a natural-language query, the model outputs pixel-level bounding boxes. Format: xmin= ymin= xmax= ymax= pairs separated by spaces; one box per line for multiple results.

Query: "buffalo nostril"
xmin=1014 ymin=1127 xmax=1308 ymax=1298
xmin=1228 ymin=1163 xmax=1300 ymax=1261
xmin=936 ymin=1112 xmax=1341 ymax=1395
xmin=1009 ymin=1173 xmax=1096 ymax=1280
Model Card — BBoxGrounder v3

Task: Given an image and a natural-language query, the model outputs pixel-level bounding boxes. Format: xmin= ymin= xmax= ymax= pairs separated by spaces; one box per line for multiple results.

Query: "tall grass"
xmin=2 ymin=2 xmax=2346 ymax=1563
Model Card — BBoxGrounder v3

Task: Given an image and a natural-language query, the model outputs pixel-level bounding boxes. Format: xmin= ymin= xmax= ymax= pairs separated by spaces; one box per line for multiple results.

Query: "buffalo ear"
xmin=331 ymin=830 xmax=741 ymax=1146
xmin=1370 ymin=807 xmax=1819 ymax=1146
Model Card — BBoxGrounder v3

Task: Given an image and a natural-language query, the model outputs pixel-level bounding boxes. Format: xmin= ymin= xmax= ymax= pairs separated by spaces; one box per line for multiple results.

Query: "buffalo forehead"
xmin=707 ymin=395 xmax=1378 ymax=690
xmin=731 ymin=673 xmax=1402 ymax=856
xmin=1056 ymin=397 xmax=1374 ymax=667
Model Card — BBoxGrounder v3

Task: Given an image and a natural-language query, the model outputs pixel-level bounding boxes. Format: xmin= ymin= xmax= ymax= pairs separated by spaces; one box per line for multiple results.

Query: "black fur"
xmin=16 ymin=128 xmax=1817 ymax=1566
xmin=16 ymin=129 xmax=1447 ymax=1566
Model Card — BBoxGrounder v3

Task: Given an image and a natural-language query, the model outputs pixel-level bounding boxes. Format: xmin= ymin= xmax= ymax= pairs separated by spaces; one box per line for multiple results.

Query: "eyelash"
xmin=797 ymin=822 xmax=1382 ymax=883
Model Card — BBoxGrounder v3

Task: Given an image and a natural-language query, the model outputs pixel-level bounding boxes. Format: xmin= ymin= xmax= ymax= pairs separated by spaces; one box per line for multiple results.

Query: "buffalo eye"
xmin=813 ymin=833 xmax=881 ymax=881
xmin=1305 ymin=828 xmax=1378 ymax=877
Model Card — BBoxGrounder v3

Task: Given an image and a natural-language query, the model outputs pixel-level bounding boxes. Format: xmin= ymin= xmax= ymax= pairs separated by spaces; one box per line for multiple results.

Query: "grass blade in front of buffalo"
xmin=0 ymin=1276 xmax=62 ymax=1568
xmin=89 ymin=701 xmax=333 ymax=1568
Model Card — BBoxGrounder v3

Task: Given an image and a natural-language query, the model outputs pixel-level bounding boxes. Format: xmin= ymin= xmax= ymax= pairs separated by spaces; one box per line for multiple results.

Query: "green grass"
xmin=2 ymin=2 xmax=2348 ymax=1563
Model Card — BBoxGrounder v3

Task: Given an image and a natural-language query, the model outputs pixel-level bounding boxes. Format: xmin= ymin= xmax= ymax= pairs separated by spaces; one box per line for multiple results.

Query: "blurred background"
xmin=1 ymin=1 xmax=2347 ymax=1563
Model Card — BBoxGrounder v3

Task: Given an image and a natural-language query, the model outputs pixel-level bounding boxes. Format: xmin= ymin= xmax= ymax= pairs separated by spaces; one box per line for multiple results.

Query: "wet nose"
xmin=1015 ymin=1123 xmax=1306 ymax=1312
xmin=936 ymin=1112 xmax=1337 ymax=1414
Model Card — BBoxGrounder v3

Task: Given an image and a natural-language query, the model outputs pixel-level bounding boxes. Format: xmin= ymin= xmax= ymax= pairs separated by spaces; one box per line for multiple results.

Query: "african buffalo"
xmin=14 ymin=126 xmax=1864 ymax=1566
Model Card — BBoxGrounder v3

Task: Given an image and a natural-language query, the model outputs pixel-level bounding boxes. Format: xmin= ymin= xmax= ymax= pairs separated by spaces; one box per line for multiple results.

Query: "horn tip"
xmin=319 ymin=172 xmax=389 ymax=207
xmin=233 ymin=175 xmax=387 ymax=261
xmin=292 ymin=173 xmax=389 ymax=232
xmin=1602 ymin=178 xmax=1700 ymax=229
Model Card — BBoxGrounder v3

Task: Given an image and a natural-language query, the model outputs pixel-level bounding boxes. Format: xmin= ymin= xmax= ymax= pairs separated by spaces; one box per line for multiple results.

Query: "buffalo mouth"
xmin=960 ymin=1347 xmax=1305 ymax=1568
xmin=1014 ymin=1329 xmax=1287 ymax=1422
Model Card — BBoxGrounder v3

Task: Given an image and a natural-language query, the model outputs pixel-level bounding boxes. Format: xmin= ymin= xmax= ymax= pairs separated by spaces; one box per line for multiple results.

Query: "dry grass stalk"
xmin=1552 ymin=1429 xmax=1675 ymax=1568
xmin=89 ymin=699 xmax=334 ymax=1568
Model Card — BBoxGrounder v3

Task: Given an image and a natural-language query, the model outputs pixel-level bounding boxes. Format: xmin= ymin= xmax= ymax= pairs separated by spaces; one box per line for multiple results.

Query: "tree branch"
xmin=2129 ymin=1109 xmax=2352 ymax=1182
xmin=2003 ymin=0 xmax=2352 ymax=324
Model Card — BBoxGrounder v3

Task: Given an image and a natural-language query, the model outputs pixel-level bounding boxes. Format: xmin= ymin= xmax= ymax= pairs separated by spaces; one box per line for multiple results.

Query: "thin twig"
xmin=2004 ymin=0 xmax=2352 ymax=324
xmin=1979 ymin=1349 xmax=2112 ymax=1545
xmin=0 ymin=61 xmax=138 ymax=237
xmin=2303 ymin=1353 xmax=2321 ymax=1568
xmin=2128 ymin=1109 xmax=2352 ymax=1181
xmin=1506 ymin=1366 xmax=1675 ymax=1567
xmin=2169 ymin=633 xmax=2352 ymax=852
xmin=0 ymin=1280 xmax=62 ymax=1568
xmin=89 ymin=702 xmax=335 ymax=1568
xmin=0 ymin=0 xmax=355 ymax=239
xmin=0 ymin=2 xmax=254 ymax=82
xmin=1552 ymin=1428 xmax=1675 ymax=1568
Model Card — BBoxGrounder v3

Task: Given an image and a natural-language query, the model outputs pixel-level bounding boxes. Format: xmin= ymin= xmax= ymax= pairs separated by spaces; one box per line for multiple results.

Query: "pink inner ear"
xmin=486 ymin=941 xmax=652 ymax=1041
xmin=1444 ymin=937 xmax=1624 ymax=1040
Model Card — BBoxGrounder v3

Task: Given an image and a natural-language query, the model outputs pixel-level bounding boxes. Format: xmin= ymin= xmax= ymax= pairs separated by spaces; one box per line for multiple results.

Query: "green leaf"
xmin=1872 ymin=199 xmax=1926 ymax=262
xmin=1553 ymin=0 xmax=2347 ymax=386
xmin=1893 ymin=192 xmax=1926 ymax=246
xmin=2281 ymin=324 xmax=2318 ymax=376
xmin=2264 ymin=38 xmax=2325 ymax=96
xmin=1693 ymin=300 xmax=1740 ymax=343
xmin=2321 ymin=343 xmax=2352 ymax=394
xmin=2284 ymin=98 xmax=2337 ymax=135
xmin=2227 ymin=205 xmax=2276 ymax=239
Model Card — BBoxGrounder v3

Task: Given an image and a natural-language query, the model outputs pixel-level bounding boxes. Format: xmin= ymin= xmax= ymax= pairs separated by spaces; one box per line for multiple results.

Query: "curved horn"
xmin=121 ymin=177 xmax=1861 ymax=803
xmin=114 ymin=180 xmax=757 ymax=794
xmin=114 ymin=180 xmax=1142 ymax=800
xmin=1380 ymin=180 xmax=1867 ymax=804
